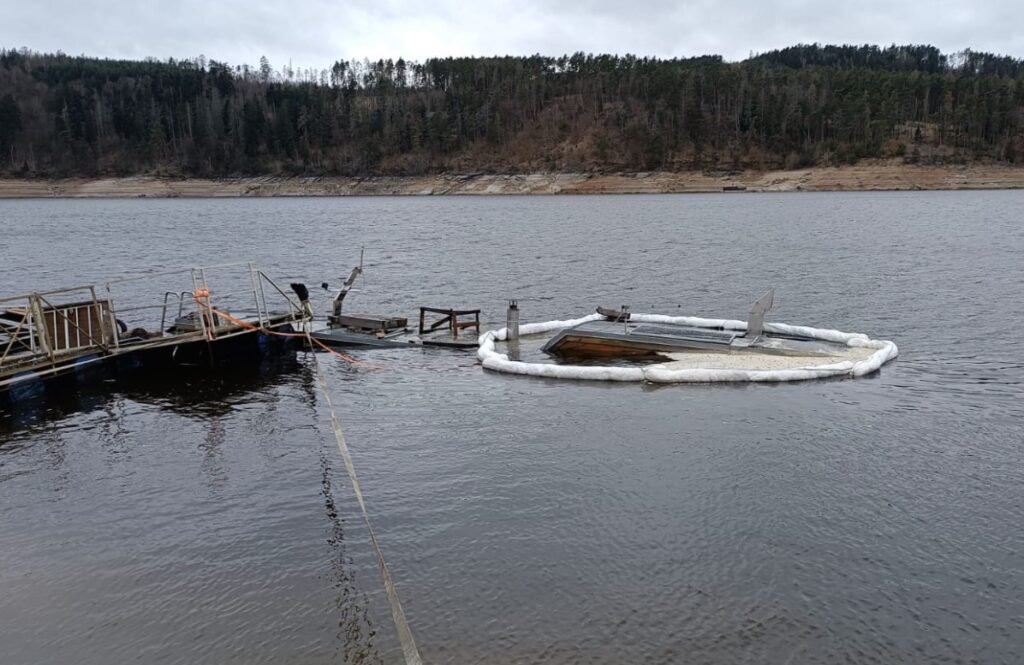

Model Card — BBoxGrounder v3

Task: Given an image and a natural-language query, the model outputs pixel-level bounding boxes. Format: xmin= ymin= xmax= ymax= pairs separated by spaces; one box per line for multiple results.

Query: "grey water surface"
xmin=1 ymin=192 xmax=1022 ymax=664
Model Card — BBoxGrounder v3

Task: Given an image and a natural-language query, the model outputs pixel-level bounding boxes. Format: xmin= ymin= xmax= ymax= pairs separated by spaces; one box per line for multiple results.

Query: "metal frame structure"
xmin=0 ymin=286 xmax=117 ymax=369
xmin=1 ymin=262 xmax=306 ymax=392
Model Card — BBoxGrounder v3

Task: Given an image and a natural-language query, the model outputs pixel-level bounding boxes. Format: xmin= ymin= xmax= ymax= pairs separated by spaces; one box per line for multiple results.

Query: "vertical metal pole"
xmin=27 ymin=296 xmax=36 ymax=353
xmin=256 ymin=271 xmax=270 ymax=323
xmin=506 ymin=300 xmax=520 ymax=362
xmin=103 ymin=283 xmax=118 ymax=348
xmin=93 ymin=285 xmax=117 ymax=350
xmin=202 ymin=267 xmax=217 ymax=338
xmin=248 ymin=262 xmax=265 ymax=326
xmin=191 ymin=269 xmax=208 ymax=340
xmin=110 ymin=305 xmax=120 ymax=350
xmin=506 ymin=300 xmax=520 ymax=340
xmin=88 ymin=286 xmax=99 ymax=346
xmin=621 ymin=305 xmax=630 ymax=334
xmin=160 ymin=292 xmax=171 ymax=333
xmin=29 ymin=295 xmax=53 ymax=361
xmin=194 ymin=268 xmax=215 ymax=367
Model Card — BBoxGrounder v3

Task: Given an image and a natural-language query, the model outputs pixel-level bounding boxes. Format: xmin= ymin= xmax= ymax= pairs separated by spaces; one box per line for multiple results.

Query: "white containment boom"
xmin=477 ymin=309 xmax=899 ymax=384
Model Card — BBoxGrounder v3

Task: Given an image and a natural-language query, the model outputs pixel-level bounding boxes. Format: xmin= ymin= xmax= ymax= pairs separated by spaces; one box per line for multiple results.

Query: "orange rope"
xmin=190 ymin=294 xmax=377 ymax=368
xmin=308 ymin=333 xmax=381 ymax=368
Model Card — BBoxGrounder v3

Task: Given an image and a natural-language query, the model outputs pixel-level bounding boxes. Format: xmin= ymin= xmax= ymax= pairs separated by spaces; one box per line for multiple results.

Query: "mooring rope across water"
xmin=186 ymin=291 xmax=421 ymax=660
xmin=304 ymin=329 xmax=424 ymax=665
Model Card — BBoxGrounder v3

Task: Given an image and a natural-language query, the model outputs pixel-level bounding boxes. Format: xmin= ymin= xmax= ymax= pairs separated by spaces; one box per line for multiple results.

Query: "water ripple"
xmin=2 ymin=192 xmax=1024 ymax=664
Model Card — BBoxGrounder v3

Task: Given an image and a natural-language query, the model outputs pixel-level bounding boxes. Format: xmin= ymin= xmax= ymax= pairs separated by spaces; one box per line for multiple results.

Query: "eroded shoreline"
xmin=2 ymin=163 xmax=1023 ymax=198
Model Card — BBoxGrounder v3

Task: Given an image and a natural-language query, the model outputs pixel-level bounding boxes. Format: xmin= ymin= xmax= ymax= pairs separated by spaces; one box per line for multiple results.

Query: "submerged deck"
xmin=311 ymin=306 xmax=480 ymax=350
xmin=542 ymin=319 xmax=842 ymax=359
xmin=310 ymin=326 xmax=478 ymax=349
xmin=1 ymin=263 xmax=306 ymax=400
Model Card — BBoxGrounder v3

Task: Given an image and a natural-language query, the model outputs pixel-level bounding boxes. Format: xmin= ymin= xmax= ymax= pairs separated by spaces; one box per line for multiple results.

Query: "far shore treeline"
xmin=0 ymin=44 xmax=1022 ymax=178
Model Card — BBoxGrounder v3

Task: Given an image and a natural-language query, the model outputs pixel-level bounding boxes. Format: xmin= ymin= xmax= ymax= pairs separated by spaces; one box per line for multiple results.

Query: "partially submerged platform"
xmin=478 ymin=310 xmax=899 ymax=383
xmin=299 ymin=257 xmax=480 ymax=351
xmin=1 ymin=263 xmax=306 ymax=402
xmin=542 ymin=319 xmax=842 ymax=359
xmin=310 ymin=307 xmax=480 ymax=349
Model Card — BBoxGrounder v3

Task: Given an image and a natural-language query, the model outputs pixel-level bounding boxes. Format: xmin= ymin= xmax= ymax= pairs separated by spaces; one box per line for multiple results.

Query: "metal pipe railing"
xmin=0 ymin=285 xmax=97 ymax=305
xmin=101 ymin=261 xmax=255 ymax=288
xmin=257 ymin=272 xmax=303 ymax=319
xmin=2 ymin=262 xmax=302 ymax=376
xmin=0 ymin=306 xmax=34 ymax=367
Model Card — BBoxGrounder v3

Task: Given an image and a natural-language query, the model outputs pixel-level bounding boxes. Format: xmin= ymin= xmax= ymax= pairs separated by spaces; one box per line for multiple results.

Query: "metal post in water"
xmin=248 ymin=262 xmax=265 ymax=326
xmin=506 ymin=300 xmax=520 ymax=340
xmin=506 ymin=300 xmax=521 ymax=362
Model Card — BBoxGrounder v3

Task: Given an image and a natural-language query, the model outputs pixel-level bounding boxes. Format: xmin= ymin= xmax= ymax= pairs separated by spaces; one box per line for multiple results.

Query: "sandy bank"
xmin=2 ymin=163 xmax=1023 ymax=198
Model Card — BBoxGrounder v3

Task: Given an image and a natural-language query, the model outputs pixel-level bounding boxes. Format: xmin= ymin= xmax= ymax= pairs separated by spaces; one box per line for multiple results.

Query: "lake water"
xmin=1 ymin=192 xmax=1023 ymax=664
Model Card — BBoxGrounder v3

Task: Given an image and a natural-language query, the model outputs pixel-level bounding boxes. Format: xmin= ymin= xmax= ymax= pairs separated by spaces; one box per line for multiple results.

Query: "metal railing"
xmin=2 ymin=262 xmax=307 ymax=377
xmin=0 ymin=286 xmax=117 ymax=372
xmin=133 ymin=263 xmax=305 ymax=341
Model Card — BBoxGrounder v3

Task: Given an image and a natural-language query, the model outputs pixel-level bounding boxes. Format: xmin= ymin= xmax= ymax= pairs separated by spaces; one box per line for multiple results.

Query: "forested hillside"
xmin=0 ymin=44 xmax=1022 ymax=177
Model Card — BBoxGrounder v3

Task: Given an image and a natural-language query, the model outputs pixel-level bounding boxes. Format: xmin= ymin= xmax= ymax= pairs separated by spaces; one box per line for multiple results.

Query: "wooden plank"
xmin=549 ymin=335 xmax=662 ymax=358
xmin=336 ymin=314 xmax=407 ymax=331
xmin=426 ymin=315 xmax=452 ymax=332
xmin=43 ymin=302 xmax=111 ymax=352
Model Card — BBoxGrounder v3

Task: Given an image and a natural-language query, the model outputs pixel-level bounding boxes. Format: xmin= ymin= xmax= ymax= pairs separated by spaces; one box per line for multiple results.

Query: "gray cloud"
xmin=3 ymin=0 xmax=1021 ymax=69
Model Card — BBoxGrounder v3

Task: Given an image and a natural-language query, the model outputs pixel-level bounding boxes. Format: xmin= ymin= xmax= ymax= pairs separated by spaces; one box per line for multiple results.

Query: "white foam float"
xmin=477 ymin=313 xmax=898 ymax=384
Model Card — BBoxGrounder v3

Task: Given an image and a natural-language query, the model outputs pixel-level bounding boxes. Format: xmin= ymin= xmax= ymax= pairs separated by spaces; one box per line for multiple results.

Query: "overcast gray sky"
xmin=3 ymin=0 xmax=1022 ymax=69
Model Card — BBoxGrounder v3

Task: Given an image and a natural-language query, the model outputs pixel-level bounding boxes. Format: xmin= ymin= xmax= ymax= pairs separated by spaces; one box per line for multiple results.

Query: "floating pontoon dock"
xmin=1 ymin=263 xmax=306 ymax=402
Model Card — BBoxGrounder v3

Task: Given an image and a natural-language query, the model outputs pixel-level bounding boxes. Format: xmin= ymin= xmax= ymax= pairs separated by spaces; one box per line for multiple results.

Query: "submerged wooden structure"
xmin=543 ymin=290 xmax=847 ymax=359
xmin=1 ymin=263 xmax=305 ymax=402
xmin=480 ymin=293 xmax=899 ymax=383
xmin=541 ymin=318 xmax=843 ymax=358
xmin=310 ymin=307 xmax=480 ymax=349
xmin=301 ymin=257 xmax=480 ymax=350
